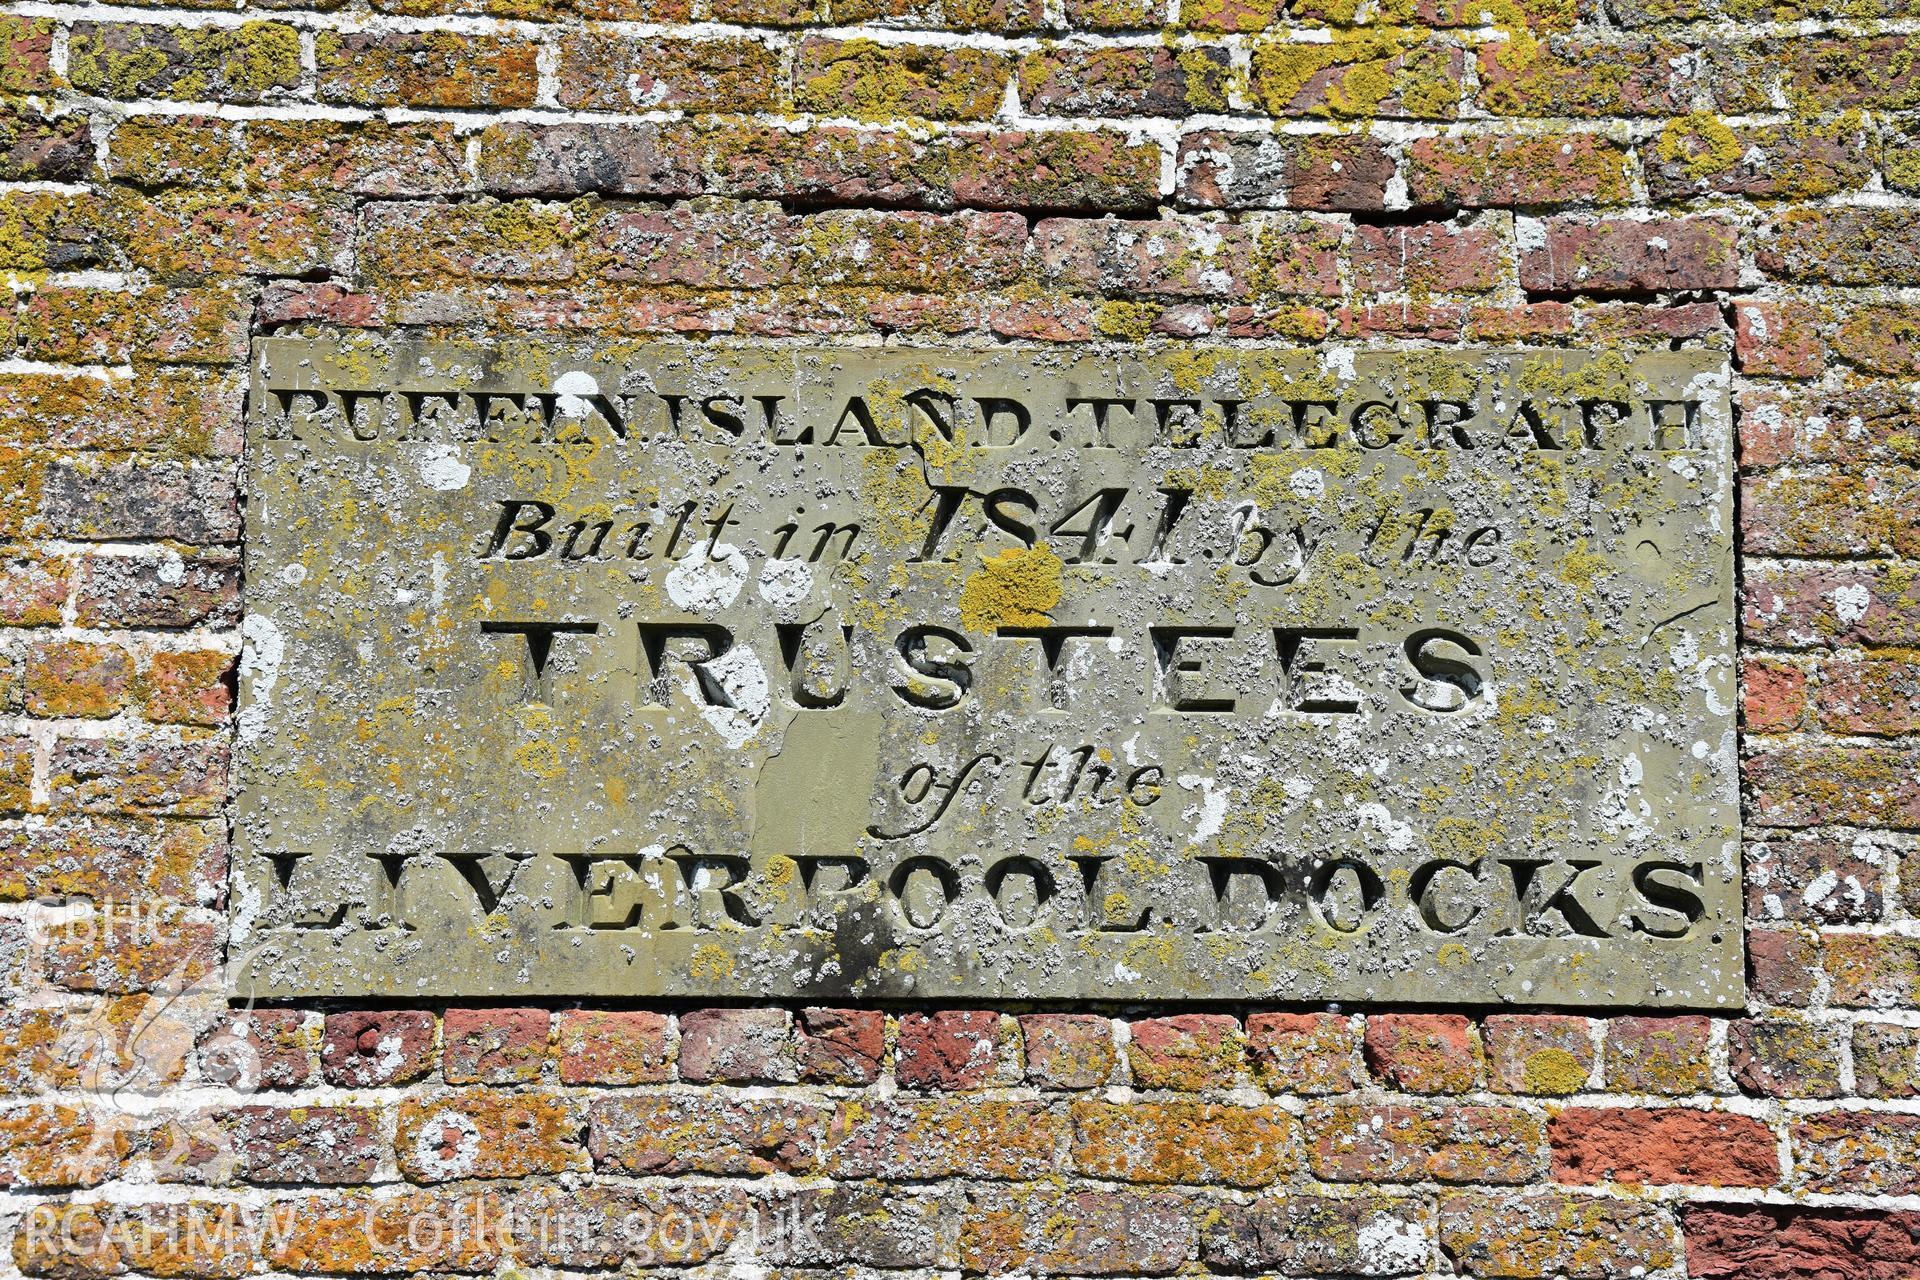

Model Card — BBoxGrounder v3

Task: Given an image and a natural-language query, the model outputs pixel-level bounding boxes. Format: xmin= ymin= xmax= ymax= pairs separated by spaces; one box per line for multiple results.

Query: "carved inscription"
xmin=234 ymin=340 xmax=1741 ymax=1004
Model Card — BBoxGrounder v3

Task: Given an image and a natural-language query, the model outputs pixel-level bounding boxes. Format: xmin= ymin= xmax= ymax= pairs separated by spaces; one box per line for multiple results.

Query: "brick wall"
xmin=0 ymin=0 xmax=1915 ymax=1270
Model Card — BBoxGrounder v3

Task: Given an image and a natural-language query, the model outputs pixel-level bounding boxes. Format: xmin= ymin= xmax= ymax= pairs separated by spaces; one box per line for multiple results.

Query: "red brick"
xmin=1744 ymin=743 xmax=1920 ymax=828
xmin=1363 ymin=1014 xmax=1483 ymax=1094
xmin=141 ymin=650 xmax=231 ymax=728
xmin=1021 ymin=1013 xmax=1116 ymax=1089
xmin=43 ymin=906 xmax=218 ymax=992
xmin=1728 ymin=1016 xmax=1843 ymax=1099
xmin=554 ymin=1010 xmax=669 ymax=1085
xmin=1036 ymin=214 xmax=1339 ymax=298
xmin=679 ymin=1007 xmax=794 ymax=1083
xmin=0 ymin=552 xmax=69 ymax=626
xmin=1833 ymin=305 xmax=1920 ymax=378
xmin=315 ymin=31 xmax=537 ymax=107
xmin=1759 ymin=208 xmax=1920 ymax=286
xmin=1742 ymin=655 xmax=1809 ymax=733
xmin=1073 ymin=1100 xmax=1296 ymax=1186
xmin=223 ymin=1106 xmax=381 ymax=1184
xmin=831 ymin=0 xmax=1042 ymax=31
xmin=1126 ymin=1013 xmax=1245 ymax=1090
xmin=245 ymin=119 xmax=467 ymax=197
xmin=1349 ymin=221 xmax=1503 ymax=295
xmin=1484 ymin=1014 xmax=1593 ymax=1095
xmin=589 ymin=1094 xmax=827 ymax=1175
xmin=1748 ymin=928 xmax=1821 ymax=1008
xmin=74 ymin=549 xmax=239 ymax=630
xmin=395 ymin=1089 xmax=585 ymax=1181
xmin=0 ymin=1104 xmax=132 ymax=1188
xmin=795 ymin=1007 xmax=884 ymax=1085
xmin=1852 ymin=1023 xmax=1920 ymax=1099
xmin=0 ymin=369 xmax=243 ymax=453
xmin=41 ymin=458 xmax=236 ymax=544
xmin=1792 ymin=1112 xmax=1920 ymax=1195
xmin=1408 ymin=133 xmax=1632 ymax=208
xmin=1249 ymin=34 xmax=1464 ymax=120
xmin=1647 ymin=119 xmax=1871 ymax=202
xmin=46 ymin=737 xmax=225 ymax=818
xmin=1308 ymin=1102 xmax=1544 ymax=1185
xmin=797 ymin=37 xmax=1011 ymax=120
xmin=1478 ymin=36 xmax=1689 ymax=116
xmin=0 ymin=739 xmax=30 ymax=814
xmin=1822 ymin=933 xmax=1920 ymax=1008
xmin=1550 ymin=1107 xmax=1778 ymax=1187
xmin=1683 ymin=1205 xmax=1920 ymax=1280
xmin=897 ymin=1010 xmax=1003 ymax=1089
xmin=822 ymin=1098 xmax=1063 ymax=1179
xmin=442 ymin=1008 xmax=548 ymax=1085
xmin=0 ymin=816 xmax=223 ymax=906
xmin=557 ymin=33 xmax=785 ymax=113
xmin=1742 ymin=382 xmax=1920 ymax=470
xmin=0 ymin=107 xmax=94 ymax=183
xmin=1178 ymin=129 xmax=1394 ymax=211
xmin=24 ymin=641 xmax=132 ymax=720
xmin=1746 ymin=831 xmax=1882 ymax=926
xmin=963 ymin=1188 xmax=1194 ymax=1275
xmin=1744 ymin=561 xmax=1920 ymax=649
xmin=198 ymin=1010 xmax=313 ymax=1091
xmin=1520 ymin=215 xmax=1739 ymax=295
xmin=321 ymin=1010 xmax=436 ymax=1087
xmin=1745 ymin=468 xmax=1920 ymax=558
xmin=113 ymin=191 xmax=348 ymax=280
xmin=1815 ymin=649 xmax=1920 ymax=735
xmin=67 ymin=22 xmax=301 ymax=103
xmin=1019 ymin=46 xmax=1230 ymax=116
xmin=1201 ymin=1193 xmax=1430 ymax=1274
xmin=0 ymin=17 xmax=57 ymax=95
xmin=1602 ymin=1016 xmax=1713 ymax=1094
xmin=1735 ymin=301 xmax=1825 ymax=378
xmin=1438 ymin=1191 xmax=1676 ymax=1277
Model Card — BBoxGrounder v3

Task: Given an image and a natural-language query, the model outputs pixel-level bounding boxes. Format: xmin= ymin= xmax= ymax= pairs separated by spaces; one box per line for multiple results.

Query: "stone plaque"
xmin=234 ymin=338 xmax=1740 ymax=1005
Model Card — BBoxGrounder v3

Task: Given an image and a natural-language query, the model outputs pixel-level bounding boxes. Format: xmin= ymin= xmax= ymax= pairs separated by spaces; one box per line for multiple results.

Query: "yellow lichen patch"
xmin=958 ymin=543 xmax=1063 ymax=632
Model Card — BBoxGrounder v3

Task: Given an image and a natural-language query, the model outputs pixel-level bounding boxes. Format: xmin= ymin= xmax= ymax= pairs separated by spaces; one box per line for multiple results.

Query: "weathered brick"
xmin=554 ymin=1010 xmax=670 ymax=1085
xmin=315 ymin=31 xmax=537 ymax=107
xmin=0 ymin=193 xmax=109 ymax=273
xmin=1742 ymin=381 xmax=1920 ymax=469
xmin=106 ymin=116 xmax=238 ymax=187
xmin=1743 ymin=655 xmax=1810 ymax=733
xmin=1792 ymin=1112 xmax=1920 ymax=1195
xmin=0 ymin=816 xmax=223 ymax=906
xmin=46 ymin=736 xmax=224 ymax=817
xmin=1127 ymin=1013 xmax=1246 ymax=1089
xmin=1759 ymin=208 xmax=1920 ymax=286
xmin=1073 ymin=1100 xmax=1296 ymax=1186
xmin=822 ymin=1098 xmax=1063 ymax=1179
xmin=1408 ymin=134 xmax=1632 ymax=208
xmin=1020 ymin=46 xmax=1231 ymax=116
xmin=1249 ymin=1011 xmax=1362 ymax=1094
xmin=1550 ymin=1107 xmax=1778 ymax=1187
xmin=1484 ymin=1014 xmax=1593 ymax=1095
xmin=964 ymin=1187 xmax=1195 ymax=1275
xmin=245 ymin=120 xmax=466 ymax=197
xmin=113 ymin=191 xmax=347 ymax=279
xmin=1749 ymin=927 xmax=1821 ymax=1008
xmin=1745 ymin=468 xmax=1920 ymax=558
xmin=1478 ymin=37 xmax=1689 ymax=116
xmin=0 ymin=552 xmax=68 ymax=627
xmin=1250 ymin=33 xmax=1463 ymax=119
xmin=1832 ymin=305 xmax=1920 ymax=379
xmin=265 ymin=1189 xmax=510 ymax=1273
xmin=1438 ymin=1191 xmax=1676 ymax=1278
xmin=897 ymin=1010 xmax=1004 ymax=1089
xmin=1728 ymin=1015 xmax=1844 ymax=1099
xmin=74 ymin=549 xmax=240 ymax=630
xmin=1822 ymin=932 xmax=1920 ymax=1008
xmin=797 ymin=37 xmax=1009 ymax=120
xmin=68 ymin=22 xmax=301 ymax=103
xmin=830 ymin=0 xmax=1042 ymax=30
xmin=395 ymin=1089 xmax=585 ymax=1181
xmin=1853 ymin=1023 xmax=1920 ymax=1099
xmin=1734 ymin=301 xmax=1825 ymax=379
xmin=222 ymin=1106 xmax=381 ymax=1184
xmin=556 ymin=32 xmax=782 ymax=113
xmin=199 ymin=1010 xmax=313 ymax=1091
xmin=1712 ymin=36 xmax=1920 ymax=113
xmin=0 ymin=17 xmax=58 ymax=94
xmin=1683 ymin=1205 xmax=1920 ymax=1280
xmin=437 ymin=1010 xmax=546 ymax=1087
xmin=1363 ymin=1014 xmax=1483 ymax=1093
xmin=589 ymin=1094 xmax=827 ymax=1175
xmin=1350 ymin=222 xmax=1504 ymax=294
xmin=42 ymin=904 xmax=218 ymax=992
xmin=1746 ymin=831 xmax=1882 ymax=925
xmin=1519 ymin=215 xmax=1739 ymax=294
xmin=25 ymin=641 xmax=132 ymax=720
xmin=512 ymin=1184 xmax=747 ymax=1269
xmin=1021 ymin=1013 xmax=1116 ymax=1088
xmin=0 ymin=1104 xmax=131 ymax=1188
xmin=1178 ymin=129 xmax=1394 ymax=211
xmin=1036 ymin=214 xmax=1339 ymax=298
xmin=321 ymin=1010 xmax=437 ymax=1087
xmin=41 ymin=458 xmax=237 ymax=545
xmin=753 ymin=1187 xmax=940 ymax=1267
xmin=1748 ymin=742 xmax=1920 ymax=831
xmin=678 ymin=1007 xmax=794 ymax=1083
xmin=1744 ymin=561 xmax=1920 ymax=648
xmin=1647 ymin=116 xmax=1871 ymax=202
xmin=0 ymin=107 xmax=92 ymax=183
xmin=1309 ymin=1103 xmax=1545 ymax=1184
xmin=1201 ymin=1194 xmax=1430 ymax=1275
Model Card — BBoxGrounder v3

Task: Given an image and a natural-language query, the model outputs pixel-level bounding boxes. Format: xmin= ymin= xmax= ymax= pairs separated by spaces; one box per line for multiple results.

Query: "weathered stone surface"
xmin=233 ymin=340 xmax=1738 ymax=1004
